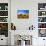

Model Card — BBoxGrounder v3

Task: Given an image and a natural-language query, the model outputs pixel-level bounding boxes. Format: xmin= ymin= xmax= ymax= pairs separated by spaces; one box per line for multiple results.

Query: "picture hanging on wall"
xmin=17 ymin=10 xmax=29 ymax=19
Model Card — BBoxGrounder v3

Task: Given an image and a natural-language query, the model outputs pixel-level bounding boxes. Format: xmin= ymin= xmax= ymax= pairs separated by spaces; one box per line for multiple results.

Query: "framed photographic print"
xmin=17 ymin=10 xmax=29 ymax=19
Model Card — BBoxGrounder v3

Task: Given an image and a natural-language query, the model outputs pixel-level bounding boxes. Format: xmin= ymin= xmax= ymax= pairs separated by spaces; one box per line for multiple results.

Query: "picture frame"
xmin=17 ymin=10 xmax=29 ymax=19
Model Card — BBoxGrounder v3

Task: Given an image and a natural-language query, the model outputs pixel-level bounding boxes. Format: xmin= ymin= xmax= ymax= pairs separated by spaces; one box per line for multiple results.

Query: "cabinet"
xmin=0 ymin=3 xmax=8 ymax=37
xmin=0 ymin=1 xmax=10 ymax=45
xmin=0 ymin=35 xmax=8 ymax=45
xmin=38 ymin=3 xmax=46 ymax=37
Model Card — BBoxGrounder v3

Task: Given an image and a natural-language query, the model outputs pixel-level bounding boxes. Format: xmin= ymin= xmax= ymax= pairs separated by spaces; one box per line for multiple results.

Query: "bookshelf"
xmin=38 ymin=3 xmax=46 ymax=37
xmin=0 ymin=3 xmax=8 ymax=37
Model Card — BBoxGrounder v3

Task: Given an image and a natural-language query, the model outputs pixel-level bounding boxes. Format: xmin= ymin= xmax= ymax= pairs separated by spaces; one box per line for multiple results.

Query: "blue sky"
xmin=17 ymin=10 xmax=29 ymax=14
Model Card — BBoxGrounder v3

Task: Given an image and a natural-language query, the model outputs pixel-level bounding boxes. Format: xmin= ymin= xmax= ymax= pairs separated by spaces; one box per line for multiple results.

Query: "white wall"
xmin=11 ymin=0 xmax=38 ymax=30
xmin=11 ymin=0 xmax=38 ymax=45
xmin=11 ymin=0 xmax=46 ymax=46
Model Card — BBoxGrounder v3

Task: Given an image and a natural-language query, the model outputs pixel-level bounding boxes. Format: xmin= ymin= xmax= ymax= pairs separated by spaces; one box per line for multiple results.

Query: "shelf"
xmin=38 ymin=3 xmax=46 ymax=37
xmin=38 ymin=22 xmax=46 ymax=23
xmin=0 ymin=3 xmax=8 ymax=37
xmin=38 ymin=16 xmax=46 ymax=17
xmin=38 ymin=10 xmax=46 ymax=11
xmin=0 ymin=10 xmax=8 ymax=11
xmin=38 ymin=28 xmax=46 ymax=29
xmin=0 ymin=22 xmax=8 ymax=23
xmin=0 ymin=16 xmax=8 ymax=17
